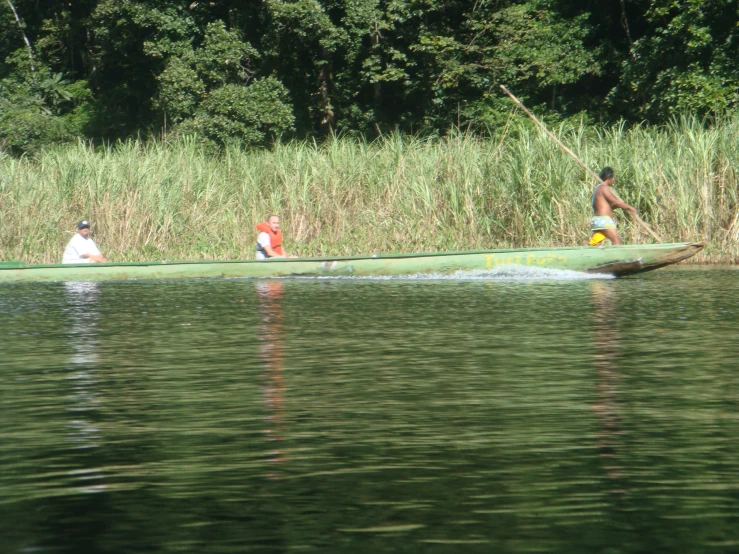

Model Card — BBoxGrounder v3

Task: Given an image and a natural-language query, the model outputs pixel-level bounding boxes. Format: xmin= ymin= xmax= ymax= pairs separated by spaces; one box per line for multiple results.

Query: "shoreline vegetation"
xmin=1 ymin=118 xmax=738 ymax=265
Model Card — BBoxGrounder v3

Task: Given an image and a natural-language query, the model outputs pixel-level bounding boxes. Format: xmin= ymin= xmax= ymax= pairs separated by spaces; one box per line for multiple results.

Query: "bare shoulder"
xmin=598 ymin=184 xmax=617 ymax=201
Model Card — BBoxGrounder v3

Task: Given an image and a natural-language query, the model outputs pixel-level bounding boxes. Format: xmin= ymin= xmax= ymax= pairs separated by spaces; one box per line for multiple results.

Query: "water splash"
xmin=312 ymin=266 xmax=614 ymax=281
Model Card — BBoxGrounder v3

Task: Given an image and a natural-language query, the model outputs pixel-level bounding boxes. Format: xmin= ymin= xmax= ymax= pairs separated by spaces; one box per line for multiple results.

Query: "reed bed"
xmin=1 ymin=117 xmax=737 ymax=264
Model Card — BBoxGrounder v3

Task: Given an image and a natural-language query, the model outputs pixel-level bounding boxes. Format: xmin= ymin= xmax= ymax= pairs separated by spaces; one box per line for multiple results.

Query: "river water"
xmin=1 ymin=267 xmax=738 ymax=553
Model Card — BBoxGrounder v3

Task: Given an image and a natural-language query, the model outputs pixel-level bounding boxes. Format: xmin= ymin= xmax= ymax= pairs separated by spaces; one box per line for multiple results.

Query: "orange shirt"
xmin=256 ymin=222 xmax=285 ymax=256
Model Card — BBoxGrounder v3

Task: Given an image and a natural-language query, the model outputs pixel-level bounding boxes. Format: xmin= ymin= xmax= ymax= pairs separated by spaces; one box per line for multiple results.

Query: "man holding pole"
xmin=589 ymin=167 xmax=639 ymax=246
xmin=498 ymin=85 xmax=662 ymax=245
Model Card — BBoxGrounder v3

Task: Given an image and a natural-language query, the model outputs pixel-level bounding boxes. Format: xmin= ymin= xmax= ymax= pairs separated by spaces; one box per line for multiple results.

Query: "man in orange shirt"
xmin=256 ymin=215 xmax=295 ymax=259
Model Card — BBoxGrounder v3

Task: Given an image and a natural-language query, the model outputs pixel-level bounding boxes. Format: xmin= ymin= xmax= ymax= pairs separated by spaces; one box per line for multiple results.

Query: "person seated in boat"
xmin=589 ymin=167 xmax=639 ymax=246
xmin=256 ymin=215 xmax=296 ymax=259
xmin=62 ymin=220 xmax=108 ymax=264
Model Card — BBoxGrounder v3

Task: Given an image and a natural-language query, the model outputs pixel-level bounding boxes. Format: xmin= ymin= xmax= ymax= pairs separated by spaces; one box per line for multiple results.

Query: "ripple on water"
xmin=0 ymin=268 xmax=737 ymax=554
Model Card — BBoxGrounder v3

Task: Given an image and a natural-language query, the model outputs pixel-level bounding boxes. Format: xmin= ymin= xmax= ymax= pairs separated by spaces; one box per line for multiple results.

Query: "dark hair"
xmin=599 ymin=167 xmax=614 ymax=181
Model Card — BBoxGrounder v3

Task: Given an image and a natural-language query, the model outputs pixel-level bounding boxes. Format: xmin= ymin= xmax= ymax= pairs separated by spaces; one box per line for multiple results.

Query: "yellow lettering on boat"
xmin=521 ymin=253 xmax=569 ymax=266
xmin=485 ymin=255 xmax=525 ymax=267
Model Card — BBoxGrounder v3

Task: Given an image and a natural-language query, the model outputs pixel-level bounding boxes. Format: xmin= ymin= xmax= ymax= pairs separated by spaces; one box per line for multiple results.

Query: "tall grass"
xmin=1 ymin=117 xmax=737 ymax=264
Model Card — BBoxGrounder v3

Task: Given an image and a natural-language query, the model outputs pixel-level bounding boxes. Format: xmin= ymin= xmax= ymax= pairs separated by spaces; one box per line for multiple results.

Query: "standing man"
xmin=62 ymin=220 xmax=107 ymax=263
xmin=589 ymin=167 xmax=639 ymax=246
xmin=256 ymin=215 xmax=294 ymax=259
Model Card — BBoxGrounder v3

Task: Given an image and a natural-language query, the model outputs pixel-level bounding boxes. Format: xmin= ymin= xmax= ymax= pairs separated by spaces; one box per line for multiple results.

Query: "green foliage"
xmin=156 ymin=20 xmax=261 ymax=119
xmin=0 ymin=49 xmax=92 ymax=153
xmin=488 ymin=5 xmax=601 ymax=87
xmin=610 ymin=0 xmax=739 ymax=120
xmin=179 ymin=78 xmax=295 ymax=146
xmin=155 ymin=22 xmax=292 ymax=146
xmin=0 ymin=103 xmax=66 ymax=153
xmin=86 ymin=0 xmax=199 ymax=136
xmin=2 ymin=120 xmax=738 ymax=263
xmin=92 ymin=0 xmax=196 ymax=60
xmin=195 ymin=21 xmax=261 ymax=87
xmin=3 ymin=0 xmax=739 ymax=152
xmin=156 ymin=57 xmax=205 ymax=124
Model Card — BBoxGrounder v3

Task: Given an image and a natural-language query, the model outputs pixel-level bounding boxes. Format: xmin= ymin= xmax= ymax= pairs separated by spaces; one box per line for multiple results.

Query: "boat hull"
xmin=0 ymin=243 xmax=704 ymax=283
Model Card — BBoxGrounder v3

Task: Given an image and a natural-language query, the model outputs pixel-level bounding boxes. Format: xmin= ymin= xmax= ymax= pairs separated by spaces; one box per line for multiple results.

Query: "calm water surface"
xmin=1 ymin=267 xmax=738 ymax=553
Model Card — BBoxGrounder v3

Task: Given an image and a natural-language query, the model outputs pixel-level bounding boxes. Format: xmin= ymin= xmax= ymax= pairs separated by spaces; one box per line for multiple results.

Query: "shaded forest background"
xmin=2 ymin=0 xmax=739 ymax=153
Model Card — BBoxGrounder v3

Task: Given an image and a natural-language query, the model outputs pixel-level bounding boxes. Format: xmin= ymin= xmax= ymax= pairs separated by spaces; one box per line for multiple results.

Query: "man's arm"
xmin=263 ymin=245 xmax=285 ymax=258
xmin=82 ymin=253 xmax=107 ymax=262
xmin=257 ymin=232 xmax=284 ymax=258
xmin=81 ymin=241 xmax=107 ymax=262
xmin=264 ymin=246 xmax=298 ymax=258
xmin=602 ymin=186 xmax=637 ymax=214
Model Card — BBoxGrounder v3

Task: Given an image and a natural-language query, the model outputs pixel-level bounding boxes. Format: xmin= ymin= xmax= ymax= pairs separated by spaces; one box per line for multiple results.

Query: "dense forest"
xmin=2 ymin=0 xmax=739 ymax=153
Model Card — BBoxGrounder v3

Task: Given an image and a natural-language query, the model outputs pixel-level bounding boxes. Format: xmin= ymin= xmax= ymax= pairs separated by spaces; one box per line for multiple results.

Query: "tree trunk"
xmin=6 ymin=0 xmax=35 ymax=70
xmin=372 ymin=21 xmax=382 ymax=109
xmin=317 ymin=46 xmax=335 ymax=135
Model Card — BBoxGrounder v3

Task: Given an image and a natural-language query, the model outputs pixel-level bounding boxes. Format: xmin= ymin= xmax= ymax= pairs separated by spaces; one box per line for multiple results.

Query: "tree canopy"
xmin=2 ymin=0 xmax=739 ymax=152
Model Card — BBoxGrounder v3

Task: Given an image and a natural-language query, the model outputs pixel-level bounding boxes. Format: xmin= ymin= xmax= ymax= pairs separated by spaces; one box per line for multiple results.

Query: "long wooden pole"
xmin=499 ymin=85 xmax=663 ymax=243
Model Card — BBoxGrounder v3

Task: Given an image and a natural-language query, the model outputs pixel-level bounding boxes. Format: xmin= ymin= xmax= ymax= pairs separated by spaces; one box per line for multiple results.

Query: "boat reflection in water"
xmin=256 ymin=280 xmax=288 ymax=473
xmin=590 ymin=280 xmax=626 ymax=490
xmin=63 ymin=281 xmax=107 ymax=492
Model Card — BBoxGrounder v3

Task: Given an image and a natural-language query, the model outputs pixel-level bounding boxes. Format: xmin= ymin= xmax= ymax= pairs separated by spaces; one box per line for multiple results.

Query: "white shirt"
xmin=256 ymin=231 xmax=271 ymax=260
xmin=62 ymin=233 xmax=101 ymax=264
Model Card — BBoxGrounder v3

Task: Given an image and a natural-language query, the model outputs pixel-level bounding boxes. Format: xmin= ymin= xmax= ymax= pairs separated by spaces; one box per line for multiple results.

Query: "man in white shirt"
xmin=62 ymin=220 xmax=107 ymax=264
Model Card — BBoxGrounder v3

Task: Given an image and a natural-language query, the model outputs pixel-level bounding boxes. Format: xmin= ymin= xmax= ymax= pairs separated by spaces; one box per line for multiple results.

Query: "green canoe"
xmin=0 ymin=242 xmax=703 ymax=283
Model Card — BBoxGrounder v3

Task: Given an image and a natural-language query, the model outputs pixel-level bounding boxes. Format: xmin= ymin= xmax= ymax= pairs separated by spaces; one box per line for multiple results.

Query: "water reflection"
xmin=1 ymin=273 xmax=738 ymax=554
xmin=63 ymin=281 xmax=105 ymax=491
xmin=256 ymin=281 xmax=288 ymax=471
xmin=590 ymin=281 xmax=625 ymax=488
xmin=64 ymin=281 xmax=101 ymax=367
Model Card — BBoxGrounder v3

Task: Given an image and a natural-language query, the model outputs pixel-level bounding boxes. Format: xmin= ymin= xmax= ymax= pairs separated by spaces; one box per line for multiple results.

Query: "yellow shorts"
xmin=589 ymin=232 xmax=607 ymax=246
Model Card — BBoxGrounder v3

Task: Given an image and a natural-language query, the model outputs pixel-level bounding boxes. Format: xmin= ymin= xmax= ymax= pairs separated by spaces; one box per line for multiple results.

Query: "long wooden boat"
xmin=0 ymin=243 xmax=703 ymax=283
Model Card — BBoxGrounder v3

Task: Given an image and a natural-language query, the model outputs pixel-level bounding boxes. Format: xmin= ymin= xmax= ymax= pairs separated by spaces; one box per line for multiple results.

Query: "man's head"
xmin=77 ymin=220 xmax=91 ymax=238
xmin=267 ymin=215 xmax=280 ymax=233
xmin=599 ymin=166 xmax=615 ymax=184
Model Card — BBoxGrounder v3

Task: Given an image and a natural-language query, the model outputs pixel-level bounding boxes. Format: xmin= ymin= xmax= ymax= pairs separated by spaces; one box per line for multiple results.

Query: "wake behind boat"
xmin=0 ymin=243 xmax=703 ymax=283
